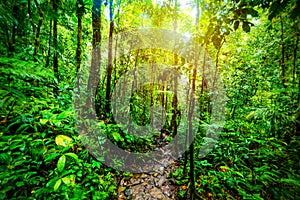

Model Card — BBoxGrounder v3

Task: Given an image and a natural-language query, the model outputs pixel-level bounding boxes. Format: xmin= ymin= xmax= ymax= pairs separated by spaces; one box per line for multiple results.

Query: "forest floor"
xmin=117 ymin=161 xmax=180 ymax=199
xmin=117 ymin=131 xmax=182 ymax=200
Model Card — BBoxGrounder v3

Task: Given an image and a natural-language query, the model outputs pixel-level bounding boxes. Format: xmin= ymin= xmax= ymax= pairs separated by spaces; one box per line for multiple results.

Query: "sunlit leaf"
xmin=55 ymin=135 xmax=73 ymax=147
xmin=62 ymin=176 xmax=70 ymax=185
xmin=54 ymin=179 xmax=61 ymax=191
xmin=57 ymin=155 xmax=66 ymax=172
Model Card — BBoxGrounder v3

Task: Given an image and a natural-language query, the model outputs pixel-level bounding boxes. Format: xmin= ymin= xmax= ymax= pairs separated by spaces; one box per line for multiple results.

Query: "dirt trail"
xmin=117 ymin=161 xmax=179 ymax=200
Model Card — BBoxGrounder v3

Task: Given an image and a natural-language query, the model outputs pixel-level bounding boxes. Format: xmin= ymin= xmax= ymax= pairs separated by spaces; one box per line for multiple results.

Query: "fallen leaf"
xmin=118 ymin=187 xmax=126 ymax=193
xmin=181 ymin=185 xmax=188 ymax=190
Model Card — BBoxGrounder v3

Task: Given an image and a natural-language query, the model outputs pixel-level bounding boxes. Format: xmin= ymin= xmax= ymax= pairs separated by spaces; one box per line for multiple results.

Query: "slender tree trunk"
xmin=88 ymin=0 xmax=101 ymax=91
xmin=6 ymin=29 xmax=12 ymax=57
xmin=280 ymin=15 xmax=286 ymax=88
xmin=76 ymin=0 xmax=84 ymax=74
xmin=127 ymin=50 xmax=139 ymax=135
xmin=105 ymin=0 xmax=114 ymax=116
xmin=171 ymin=0 xmax=178 ymax=149
xmin=293 ymin=31 xmax=298 ymax=85
xmin=33 ymin=0 xmax=43 ymax=58
xmin=28 ymin=0 xmax=44 ymax=59
xmin=28 ymin=0 xmax=35 ymax=37
xmin=46 ymin=20 xmax=52 ymax=68
xmin=85 ymin=0 xmax=102 ymax=119
xmin=213 ymin=38 xmax=225 ymax=87
xmin=188 ymin=0 xmax=200 ymax=198
xmin=113 ymin=1 xmax=121 ymax=87
xmin=9 ymin=5 xmax=19 ymax=56
xmin=183 ymin=65 xmax=192 ymax=176
xmin=112 ymin=31 xmax=118 ymax=116
xmin=297 ymin=31 xmax=300 ymax=136
xmin=113 ymin=2 xmax=121 ymax=115
xmin=53 ymin=0 xmax=59 ymax=97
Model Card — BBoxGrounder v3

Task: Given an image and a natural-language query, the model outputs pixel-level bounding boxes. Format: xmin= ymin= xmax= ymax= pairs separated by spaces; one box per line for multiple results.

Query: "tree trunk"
xmin=10 ymin=4 xmax=19 ymax=56
xmin=293 ymin=30 xmax=298 ymax=86
xmin=113 ymin=2 xmax=121 ymax=115
xmin=46 ymin=20 xmax=52 ymax=68
xmin=293 ymin=28 xmax=299 ymax=137
xmin=280 ymin=15 xmax=286 ymax=88
xmin=105 ymin=0 xmax=114 ymax=116
xmin=213 ymin=38 xmax=225 ymax=87
xmin=33 ymin=0 xmax=44 ymax=58
xmin=171 ymin=0 xmax=178 ymax=147
xmin=88 ymin=0 xmax=101 ymax=91
xmin=76 ymin=0 xmax=84 ymax=74
xmin=28 ymin=0 xmax=35 ymax=37
xmin=188 ymin=0 xmax=200 ymax=198
xmin=53 ymin=0 xmax=59 ymax=97
xmin=28 ymin=0 xmax=44 ymax=59
xmin=127 ymin=50 xmax=139 ymax=135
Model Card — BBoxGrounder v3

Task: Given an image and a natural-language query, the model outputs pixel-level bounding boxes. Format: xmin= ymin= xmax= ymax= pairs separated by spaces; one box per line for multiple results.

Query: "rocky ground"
xmin=117 ymin=161 xmax=180 ymax=200
xmin=116 ymin=131 xmax=184 ymax=200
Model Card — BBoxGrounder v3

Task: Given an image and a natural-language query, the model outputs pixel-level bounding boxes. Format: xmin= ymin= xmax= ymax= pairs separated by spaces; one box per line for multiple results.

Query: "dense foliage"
xmin=0 ymin=0 xmax=299 ymax=199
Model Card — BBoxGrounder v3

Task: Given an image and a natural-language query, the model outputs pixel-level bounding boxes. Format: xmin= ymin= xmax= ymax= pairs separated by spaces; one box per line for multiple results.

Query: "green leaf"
xmin=0 ymin=153 xmax=11 ymax=164
xmin=65 ymin=153 xmax=79 ymax=163
xmin=112 ymin=132 xmax=123 ymax=142
xmin=281 ymin=178 xmax=300 ymax=187
xmin=62 ymin=176 xmax=71 ymax=185
xmin=57 ymin=110 xmax=73 ymax=119
xmin=16 ymin=123 xmax=32 ymax=134
xmin=45 ymin=153 xmax=60 ymax=162
xmin=234 ymin=171 xmax=244 ymax=177
xmin=57 ymin=155 xmax=66 ymax=172
xmin=54 ymin=179 xmax=62 ymax=191
xmin=55 ymin=135 xmax=73 ymax=147
xmin=16 ymin=181 xmax=24 ymax=187
xmin=39 ymin=119 xmax=49 ymax=124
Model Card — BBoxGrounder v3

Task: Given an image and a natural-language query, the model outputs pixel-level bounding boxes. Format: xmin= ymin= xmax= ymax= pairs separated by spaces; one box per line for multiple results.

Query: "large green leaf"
xmin=54 ymin=179 xmax=62 ymax=191
xmin=65 ymin=153 xmax=79 ymax=163
xmin=57 ymin=155 xmax=66 ymax=172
